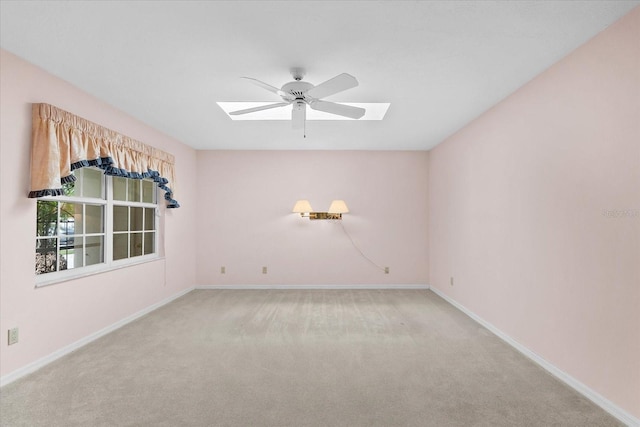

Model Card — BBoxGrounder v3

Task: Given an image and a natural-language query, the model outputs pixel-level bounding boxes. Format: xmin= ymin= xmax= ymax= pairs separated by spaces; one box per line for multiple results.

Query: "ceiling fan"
xmin=230 ymin=68 xmax=366 ymax=130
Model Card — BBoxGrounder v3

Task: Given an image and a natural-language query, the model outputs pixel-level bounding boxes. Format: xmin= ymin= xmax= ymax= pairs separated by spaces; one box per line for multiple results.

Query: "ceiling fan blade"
xmin=229 ymin=102 xmax=289 ymax=115
xmin=306 ymin=73 xmax=359 ymax=99
xmin=241 ymin=77 xmax=290 ymax=99
xmin=309 ymin=100 xmax=365 ymax=119
xmin=292 ymin=102 xmax=306 ymax=129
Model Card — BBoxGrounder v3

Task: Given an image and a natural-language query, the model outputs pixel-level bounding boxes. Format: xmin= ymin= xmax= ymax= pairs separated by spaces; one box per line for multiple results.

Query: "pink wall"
xmin=428 ymin=9 xmax=639 ymax=418
xmin=0 ymin=49 xmax=198 ymax=377
xmin=196 ymin=151 xmax=428 ymax=286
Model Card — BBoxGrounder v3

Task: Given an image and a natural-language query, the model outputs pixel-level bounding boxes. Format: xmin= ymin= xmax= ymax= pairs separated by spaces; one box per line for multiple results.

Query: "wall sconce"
xmin=292 ymin=199 xmax=349 ymax=220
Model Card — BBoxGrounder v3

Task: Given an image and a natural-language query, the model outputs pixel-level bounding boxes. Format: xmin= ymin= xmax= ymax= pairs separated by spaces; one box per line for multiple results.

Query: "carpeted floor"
xmin=0 ymin=289 xmax=622 ymax=426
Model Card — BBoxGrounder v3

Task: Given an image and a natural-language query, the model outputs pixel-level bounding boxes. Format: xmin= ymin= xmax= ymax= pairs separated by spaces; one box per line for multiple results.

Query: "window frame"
xmin=35 ymin=170 xmax=161 ymax=288
xmin=110 ymin=177 xmax=159 ymax=265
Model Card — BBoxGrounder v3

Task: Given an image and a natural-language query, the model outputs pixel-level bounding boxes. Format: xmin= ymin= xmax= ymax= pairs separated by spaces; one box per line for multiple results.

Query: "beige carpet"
xmin=0 ymin=289 xmax=621 ymax=426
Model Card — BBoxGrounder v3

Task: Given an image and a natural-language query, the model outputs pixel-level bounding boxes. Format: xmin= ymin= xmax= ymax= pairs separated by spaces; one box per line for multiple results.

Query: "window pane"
xmin=85 ymin=236 xmax=104 ymax=266
xmin=144 ymin=208 xmax=155 ymax=231
xmin=62 ymin=177 xmax=78 ymax=197
xmin=113 ymin=234 xmax=128 ymax=260
xmin=144 ymin=232 xmax=155 ymax=255
xmin=61 ymin=237 xmax=83 ymax=269
xmin=37 ymin=201 xmax=58 ymax=236
xmin=113 ymin=177 xmax=127 ymax=201
xmin=82 ymin=168 xmax=103 ymax=198
xmin=73 ymin=205 xmax=84 ymax=236
xmin=113 ymin=206 xmax=129 ymax=232
xmin=142 ymin=180 xmax=155 ymax=203
xmin=130 ymin=233 xmax=143 ymax=257
xmin=131 ymin=207 xmax=143 ymax=231
xmin=59 ymin=203 xmax=79 ymax=241
xmin=128 ymin=180 xmax=141 ymax=202
xmin=85 ymin=205 xmax=104 ymax=234
xmin=35 ymin=238 xmax=58 ymax=274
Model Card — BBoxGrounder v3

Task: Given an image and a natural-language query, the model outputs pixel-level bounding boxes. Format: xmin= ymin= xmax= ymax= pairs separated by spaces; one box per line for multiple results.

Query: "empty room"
xmin=0 ymin=1 xmax=638 ymax=426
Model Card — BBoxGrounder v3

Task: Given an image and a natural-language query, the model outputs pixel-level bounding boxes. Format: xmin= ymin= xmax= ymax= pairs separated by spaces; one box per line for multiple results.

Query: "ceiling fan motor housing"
xmin=281 ymin=81 xmax=314 ymax=101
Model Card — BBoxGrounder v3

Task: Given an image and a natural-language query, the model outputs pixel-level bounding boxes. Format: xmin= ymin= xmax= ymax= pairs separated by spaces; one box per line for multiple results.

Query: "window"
xmin=35 ymin=168 xmax=159 ymax=284
xmin=112 ymin=177 xmax=157 ymax=261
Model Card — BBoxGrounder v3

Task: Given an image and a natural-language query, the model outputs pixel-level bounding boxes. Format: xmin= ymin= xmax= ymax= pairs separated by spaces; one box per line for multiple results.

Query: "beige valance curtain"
xmin=29 ymin=103 xmax=179 ymax=208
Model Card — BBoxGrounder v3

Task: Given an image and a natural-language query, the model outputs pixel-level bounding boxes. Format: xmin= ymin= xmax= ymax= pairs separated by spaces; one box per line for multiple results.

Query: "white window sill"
xmin=35 ymin=255 xmax=164 ymax=288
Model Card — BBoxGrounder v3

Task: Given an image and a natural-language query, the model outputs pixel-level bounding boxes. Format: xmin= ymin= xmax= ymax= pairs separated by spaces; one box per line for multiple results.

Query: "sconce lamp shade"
xmin=328 ymin=200 xmax=349 ymax=214
xmin=292 ymin=199 xmax=313 ymax=213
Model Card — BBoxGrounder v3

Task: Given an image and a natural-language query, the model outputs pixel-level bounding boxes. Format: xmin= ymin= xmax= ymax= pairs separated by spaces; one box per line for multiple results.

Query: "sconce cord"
xmin=338 ymin=221 xmax=386 ymax=273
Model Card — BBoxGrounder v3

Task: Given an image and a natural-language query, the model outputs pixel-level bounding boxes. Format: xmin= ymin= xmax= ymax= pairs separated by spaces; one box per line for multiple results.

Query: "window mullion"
xmin=56 ymin=202 xmax=61 ymax=272
xmin=81 ymin=204 xmax=85 ymax=268
xmin=142 ymin=207 xmax=146 ymax=255
xmin=105 ymin=175 xmax=114 ymax=267
xmin=77 ymin=168 xmax=83 ymax=197
xmin=39 ymin=196 xmax=106 ymax=205
xmin=129 ymin=207 xmax=132 ymax=259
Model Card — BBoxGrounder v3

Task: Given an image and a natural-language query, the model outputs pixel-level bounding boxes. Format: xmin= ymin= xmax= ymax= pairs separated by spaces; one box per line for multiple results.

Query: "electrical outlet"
xmin=450 ymin=277 xmax=454 ymax=286
xmin=220 ymin=266 xmax=226 ymax=274
xmin=8 ymin=328 xmax=18 ymax=345
xmin=262 ymin=266 xmax=267 ymax=274
xmin=384 ymin=267 xmax=390 ymax=274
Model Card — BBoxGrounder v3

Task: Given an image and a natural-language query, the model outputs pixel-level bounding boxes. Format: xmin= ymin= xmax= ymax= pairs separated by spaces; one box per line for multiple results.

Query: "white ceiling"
xmin=1 ymin=1 xmax=638 ymax=151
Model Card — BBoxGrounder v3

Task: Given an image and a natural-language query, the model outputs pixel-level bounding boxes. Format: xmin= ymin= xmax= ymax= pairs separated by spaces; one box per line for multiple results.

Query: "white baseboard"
xmin=0 ymin=287 xmax=194 ymax=388
xmin=195 ymin=284 xmax=430 ymax=290
xmin=429 ymin=286 xmax=640 ymax=427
